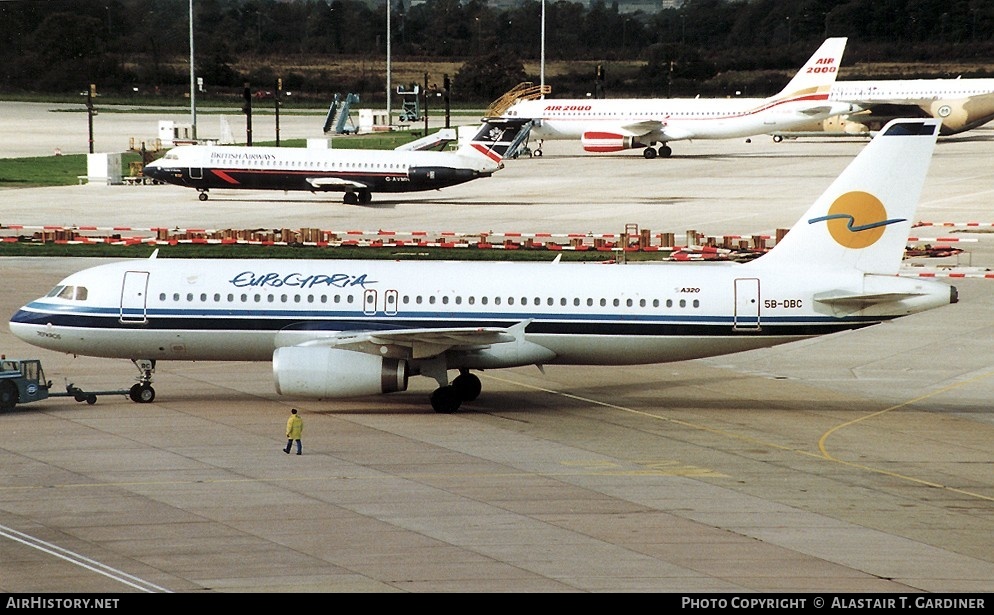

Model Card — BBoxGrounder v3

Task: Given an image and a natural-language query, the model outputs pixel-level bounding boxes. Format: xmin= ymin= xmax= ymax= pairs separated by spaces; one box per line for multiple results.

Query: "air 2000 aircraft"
xmin=501 ymin=37 xmax=855 ymax=158
xmin=142 ymin=118 xmax=532 ymax=204
xmin=9 ymin=119 xmax=954 ymax=413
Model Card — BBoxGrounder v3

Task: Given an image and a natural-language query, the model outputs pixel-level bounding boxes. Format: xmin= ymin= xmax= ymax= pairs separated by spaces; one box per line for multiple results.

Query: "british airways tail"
xmin=750 ymin=118 xmax=941 ymax=275
xmin=455 ymin=117 xmax=533 ymax=164
xmin=770 ymin=37 xmax=847 ymax=103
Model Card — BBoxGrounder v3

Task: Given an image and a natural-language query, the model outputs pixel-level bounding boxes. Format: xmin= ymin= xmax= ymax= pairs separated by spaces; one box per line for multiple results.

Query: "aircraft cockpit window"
xmin=55 ymin=285 xmax=88 ymax=300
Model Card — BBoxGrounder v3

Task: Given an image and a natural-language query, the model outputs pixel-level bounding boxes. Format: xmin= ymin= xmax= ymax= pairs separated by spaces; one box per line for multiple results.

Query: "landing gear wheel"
xmin=357 ymin=190 xmax=371 ymax=205
xmin=430 ymin=386 xmax=462 ymax=413
xmin=658 ymin=145 xmax=672 ymax=158
xmin=534 ymin=149 xmax=543 ymax=157
xmin=772 ymin=134 xmax=784 ymax=143
xmin=86 ymin=395 xmax=97 ymax=405
xmin=343 ymin=192 xmax=359 ymax=205
xmin=452 ymin=372 xmax=482 ymax=402
xmin=198 ymin=191 xmax=209 ymax=201
xmin=0 ymin=381 xmax=18 ymax=411
xmin=643 ymin=147 xmax=657 ymax=159
xmin=129 ymin=383 xmax=155 ymax=403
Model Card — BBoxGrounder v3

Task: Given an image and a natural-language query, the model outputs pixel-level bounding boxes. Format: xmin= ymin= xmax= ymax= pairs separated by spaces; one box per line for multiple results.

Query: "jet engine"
xmin=580 ymin=132 xmax=645 ymax=153
xmin=273 ymin=346 xmax=408 ymax=398
xmin=925 ymin=95 xmax=994 ymax=135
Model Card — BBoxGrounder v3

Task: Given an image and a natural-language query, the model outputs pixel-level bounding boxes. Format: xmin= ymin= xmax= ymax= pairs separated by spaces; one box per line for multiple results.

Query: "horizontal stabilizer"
xmin=814 ymin=291 xmax=924 ymax=306
xmin=395 ymin=128 xmax=459 ymax=151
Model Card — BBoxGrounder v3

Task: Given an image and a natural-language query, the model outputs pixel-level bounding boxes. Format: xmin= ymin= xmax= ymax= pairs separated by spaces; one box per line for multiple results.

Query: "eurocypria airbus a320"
xmin=10 ymin=119 xmax=955 ymax=413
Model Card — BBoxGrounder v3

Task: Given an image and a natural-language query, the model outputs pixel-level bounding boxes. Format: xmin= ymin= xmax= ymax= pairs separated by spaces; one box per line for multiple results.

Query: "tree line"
xmin=2 ymin=0 xmax=993 ymax=105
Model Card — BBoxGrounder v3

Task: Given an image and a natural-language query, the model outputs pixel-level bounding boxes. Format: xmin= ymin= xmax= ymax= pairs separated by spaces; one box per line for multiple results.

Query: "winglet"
xmin=773 ymin=37 xmax=847 ymax=101
xmin=748 ymin=118 xmax=940 ymax=275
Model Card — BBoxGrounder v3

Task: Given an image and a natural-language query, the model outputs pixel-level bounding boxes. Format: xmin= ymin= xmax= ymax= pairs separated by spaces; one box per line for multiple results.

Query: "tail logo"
xmin=808 ymin=191 xmax=905 ymax=249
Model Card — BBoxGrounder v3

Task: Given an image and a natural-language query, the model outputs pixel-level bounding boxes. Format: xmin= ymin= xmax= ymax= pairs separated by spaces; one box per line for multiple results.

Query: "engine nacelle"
xmin=273 ymin=347 xmax=407 ymax=398
xmin=581 ymin=132 xmax=645 ymax=153
xmin=926 ymin=95 xmax=994 ymax=135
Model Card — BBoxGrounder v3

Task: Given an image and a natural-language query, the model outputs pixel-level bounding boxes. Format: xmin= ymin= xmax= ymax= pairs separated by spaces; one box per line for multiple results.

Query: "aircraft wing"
xmin=615 ymin=119 xmax=666 ymax=138
xmin=295 ymin=326 xmax=517 ymax=360
xmin=305 ymin=177 xmax=371 ymax=190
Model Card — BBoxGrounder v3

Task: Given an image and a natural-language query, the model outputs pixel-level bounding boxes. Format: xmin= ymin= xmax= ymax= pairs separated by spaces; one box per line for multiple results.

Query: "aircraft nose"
xmin=142 ymin=162 xmax=163 ymax=181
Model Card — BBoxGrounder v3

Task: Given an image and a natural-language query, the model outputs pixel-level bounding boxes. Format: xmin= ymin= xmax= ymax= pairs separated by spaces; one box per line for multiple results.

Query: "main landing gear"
xmin=128 ymin=359 xmax=156 ymax=403
xmin=343 ymin=190 xmax=372 ymax=205
xmin=197 ymin=189 xmax=209 ymax=201
xmin=643 ymin=144 xmax=673 ymax=159
xmin=429 ymin=370 xmax=482 ymax=413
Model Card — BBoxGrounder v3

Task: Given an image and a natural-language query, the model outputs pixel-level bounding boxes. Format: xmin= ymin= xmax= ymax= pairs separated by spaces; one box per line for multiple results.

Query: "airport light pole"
xmin=540 ymin=0 xmax=545 ymax=97
xmin=189 ymin=0 xmax=197 ymax=140
xmin=386 ymin=0 xmax=392 ymax=126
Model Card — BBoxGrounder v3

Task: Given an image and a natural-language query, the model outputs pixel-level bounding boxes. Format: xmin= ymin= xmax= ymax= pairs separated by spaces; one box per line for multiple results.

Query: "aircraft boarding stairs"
xmin=485 ymin=82 xmax=550 ymax=157
xmin=323 ymin=93 xmax=360 ymax=134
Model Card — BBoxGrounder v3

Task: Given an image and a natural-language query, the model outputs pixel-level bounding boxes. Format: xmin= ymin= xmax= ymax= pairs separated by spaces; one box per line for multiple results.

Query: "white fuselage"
xmin=504 ymin=96 xmax=852 ymax=143
xmin=9 ymin=257 xmax=952 ymax=369
xmin=829 ymin=78 xmax=994 ymax=104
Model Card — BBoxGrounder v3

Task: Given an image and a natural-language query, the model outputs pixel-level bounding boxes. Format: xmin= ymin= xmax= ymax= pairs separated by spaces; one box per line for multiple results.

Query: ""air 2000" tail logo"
xmin=807 ymin=191 xmax=905 ymax=249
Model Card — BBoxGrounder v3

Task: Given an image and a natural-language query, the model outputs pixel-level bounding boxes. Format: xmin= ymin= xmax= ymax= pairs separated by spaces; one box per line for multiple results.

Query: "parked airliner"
xmin=9 ymin=119 xmax=954 ymax=413
xmin=501 ymin=37 xmax=855 ymax=158
xmin=142 ymin=118 xmax=532 ymax=204
xmin=771 ymin=77 xmax=994 ymax=139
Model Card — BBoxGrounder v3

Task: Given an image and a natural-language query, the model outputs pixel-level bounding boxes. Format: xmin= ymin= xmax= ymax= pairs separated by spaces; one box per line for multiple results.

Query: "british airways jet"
xmin=9 ymin=119 xmax=955 ymax=413
xmin=142 ymin=117 xmax=532 ymax=204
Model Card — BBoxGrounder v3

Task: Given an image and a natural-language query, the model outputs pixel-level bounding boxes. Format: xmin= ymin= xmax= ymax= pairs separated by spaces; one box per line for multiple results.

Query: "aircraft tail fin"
xmin=748 ymin=118 xmax=940 ymax=275
xmin=771 ymin=37 xmax=847 ymax=102
xmin=457 ymin=118 xmax=534 ymax=164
